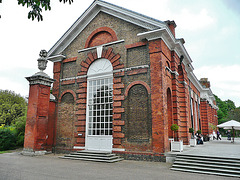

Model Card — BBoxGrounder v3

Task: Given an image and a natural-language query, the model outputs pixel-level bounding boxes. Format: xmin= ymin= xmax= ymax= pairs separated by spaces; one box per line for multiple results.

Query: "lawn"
xmin=0 ymin=151 xmax=10 ymax=154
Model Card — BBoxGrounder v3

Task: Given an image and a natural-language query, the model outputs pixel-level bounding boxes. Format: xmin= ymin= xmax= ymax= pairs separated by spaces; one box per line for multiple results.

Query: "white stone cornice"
xmin=137 ymin=28 xmax=193 ymax=67
xmin=26 ymin=74 xmax=55 ymax=87
xmin=47 ymin=54 xmax=66 ymax=62
xmin=78 ymin=39 xmax=125 ymax=54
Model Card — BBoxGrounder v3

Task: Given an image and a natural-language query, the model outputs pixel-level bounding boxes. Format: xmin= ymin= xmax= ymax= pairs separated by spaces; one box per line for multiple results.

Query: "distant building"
xmin=24 ymin=0 xmax=218 ymax=160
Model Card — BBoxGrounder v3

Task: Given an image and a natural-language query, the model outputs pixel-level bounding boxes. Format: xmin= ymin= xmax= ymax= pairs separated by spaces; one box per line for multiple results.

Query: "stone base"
xmin=21 ymin=148 xmax=50 ymax=156
xmin=165 ymin=153 xmax=177 ymax=163
xmin=115 ymin=151 xmax=166 ymax=162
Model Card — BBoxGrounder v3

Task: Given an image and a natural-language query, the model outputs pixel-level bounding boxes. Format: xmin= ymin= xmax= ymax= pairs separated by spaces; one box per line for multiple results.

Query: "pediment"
xmin=47 ymin=0 xmax=166 ymax=58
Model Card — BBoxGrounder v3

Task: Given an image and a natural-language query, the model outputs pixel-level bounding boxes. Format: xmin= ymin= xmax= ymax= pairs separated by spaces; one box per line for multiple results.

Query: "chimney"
xmin=199 ymin=78 xmax=211 ymax=88
xmin=164 ymin=20 xmax=177 ymax=37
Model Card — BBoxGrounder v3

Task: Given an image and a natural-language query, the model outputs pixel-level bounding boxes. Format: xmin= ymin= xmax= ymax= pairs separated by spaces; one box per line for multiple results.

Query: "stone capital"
xmin=26 ymin=74 xmax=55 ymax=87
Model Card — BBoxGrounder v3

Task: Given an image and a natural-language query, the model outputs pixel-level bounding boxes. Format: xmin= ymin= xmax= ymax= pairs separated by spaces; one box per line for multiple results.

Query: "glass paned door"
xmin=88 ymin=77 xmax=113 ymax=136
xmin=85 ymin=58 xmax=113 ymax=152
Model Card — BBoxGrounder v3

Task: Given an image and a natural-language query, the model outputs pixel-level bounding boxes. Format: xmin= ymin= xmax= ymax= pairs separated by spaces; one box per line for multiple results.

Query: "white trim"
xmin=97 ymin=46 xmax=103 ymax=58
xmin=112 ymin=148 xmax=125 ymax=152
xmin=47 ymin=54 xmax=66 ymax=62
xmin=78 ymin=39 xmax=125 ymax=54
xmin=137 ymin=28 xmax=193 ymax=67
xmin=60 ymin=64 xmax=149 ymax=82
xmin=73 ymin=146 xmax=85 ymax=150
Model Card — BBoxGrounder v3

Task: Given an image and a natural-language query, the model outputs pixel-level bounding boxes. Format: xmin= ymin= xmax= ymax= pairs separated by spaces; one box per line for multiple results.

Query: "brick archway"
xmin=124 ymin=81 xmax=151 ymax=97
xmin=78 ymin=47 xmax=124 ymax=76
xmin=84 ymin=27 xmax=118 ymax=48
xmin=59 ymin=90 xmax=77 ymax=103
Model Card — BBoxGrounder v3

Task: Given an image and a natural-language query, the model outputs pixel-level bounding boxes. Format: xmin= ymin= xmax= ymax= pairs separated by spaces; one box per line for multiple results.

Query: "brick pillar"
xmin=200 ymin=100 xmax=209 ymax=135
xmin=23 ymin=73 xmax=55 ymax=155
xmin=148 ymin=39 xmax=165 ymax=153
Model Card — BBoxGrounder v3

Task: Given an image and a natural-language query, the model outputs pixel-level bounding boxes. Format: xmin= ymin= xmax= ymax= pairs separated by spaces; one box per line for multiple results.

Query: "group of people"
xmin=212 ymin=130 xmax=231 ymax=140
xmin=194 ymin=129 xmax=232 ymax=145
xmin=195 ymin=133 xmax=203 ymax=145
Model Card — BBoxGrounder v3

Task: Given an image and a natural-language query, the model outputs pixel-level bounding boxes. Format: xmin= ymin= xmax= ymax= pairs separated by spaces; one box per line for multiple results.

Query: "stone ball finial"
xmin=37 ymin=49 xmax=48 ymax=72
xmin=39 ymin=49 xmax=47 ymax=58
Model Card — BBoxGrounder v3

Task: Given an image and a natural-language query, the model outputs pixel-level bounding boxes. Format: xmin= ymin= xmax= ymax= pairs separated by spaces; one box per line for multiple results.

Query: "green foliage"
xmin=13 ymin=109 xmax=27 ymax=146
xmin=0 ymin=125 xmax=17 ymax=151
xmin=17 ymin=0 xmax=74 ymax=21
xmin=227 ymin=108 xmax=240 ymax=121
xmin=0 ymin=90 xmax=27 ymax=126
xmin=189 ymin=128 xmax=194 ymax=134
xmin=171 ymin=124 xmax=179 ymax=132
xmin=197 ymin=130 xmax=202 ymax=134
xmin=209 ymin=123 xmax=217 ymax=131
xmin=171 ymin=124 xmax=179 ymax=141
xmin=0 ymin=90 xmax=27 ymax=150
xmin=214 ymin=94 xmax=240 ymax=125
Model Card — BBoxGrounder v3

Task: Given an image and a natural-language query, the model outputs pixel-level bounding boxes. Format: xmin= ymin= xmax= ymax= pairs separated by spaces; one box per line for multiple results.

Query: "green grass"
xmin=0 ymin=151 xmax=10 ymax=154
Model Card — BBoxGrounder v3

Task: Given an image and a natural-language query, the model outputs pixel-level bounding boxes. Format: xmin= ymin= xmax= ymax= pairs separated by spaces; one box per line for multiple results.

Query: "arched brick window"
xmin=85 ymin=27 xmax=118 ymax=48
xmin=126 ymin=84 xmax=151 ymax=142
xmin=57 ymin=91 xmax=76 ymax=150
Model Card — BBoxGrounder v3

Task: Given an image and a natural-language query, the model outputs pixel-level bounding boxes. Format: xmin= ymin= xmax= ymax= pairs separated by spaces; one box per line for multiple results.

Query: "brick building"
xmin=24 ymin=0 xmax=218 ymax=160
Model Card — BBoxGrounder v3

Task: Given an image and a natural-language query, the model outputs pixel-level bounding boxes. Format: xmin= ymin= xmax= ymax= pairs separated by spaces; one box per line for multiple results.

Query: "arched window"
xmin=167 ymin=88 xmax=173 ymax=138
xmin=57 ymin=92 xmax=76 ymax=149
xmin=86 ymin=58 xmax=113 ymax=136
xmin=126 ymin=84 xmax=151 ymax=142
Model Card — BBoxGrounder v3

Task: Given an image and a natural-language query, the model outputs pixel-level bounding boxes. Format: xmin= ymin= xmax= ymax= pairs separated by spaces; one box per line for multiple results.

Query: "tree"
xmin=17 ymin=0 xmax=74 ymax=21
xmin=225 ymin=99 xmax=236 ymax=111
xmin=227 ymin=108 xmax=240 ymax=122
xmin=214 ymin=94 xmax=240 ymax=125
xmin=171 ymin=124 xmax=179 ymax=141
xmin=0 ymin=90 xmax=27 ymax=125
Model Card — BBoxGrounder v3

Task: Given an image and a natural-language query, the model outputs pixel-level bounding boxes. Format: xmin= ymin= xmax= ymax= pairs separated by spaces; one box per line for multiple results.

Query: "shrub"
xmin=171 ymin=124 xmax=179 ymax=132
xmin=13 ymin=115 xmax=26 ymax=146
xmin=189 ymin=128 xmax=194 ymax=134
xmin=197 ymin=130 xmax=202 ymax=134
xmin=0 ymin=126 xmax=17 ymax=151
xmin=171 ymin=124 xmax=179 ymax=141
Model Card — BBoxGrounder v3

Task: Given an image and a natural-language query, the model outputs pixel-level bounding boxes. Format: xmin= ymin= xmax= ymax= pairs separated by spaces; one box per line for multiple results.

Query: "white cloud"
xmin=195 ymin=65 xmax=240 ymax=106
xmin=0 ymin=76 xmax=29 ymax=97
xmin=175 ymin=8 xmax=216 ymax=31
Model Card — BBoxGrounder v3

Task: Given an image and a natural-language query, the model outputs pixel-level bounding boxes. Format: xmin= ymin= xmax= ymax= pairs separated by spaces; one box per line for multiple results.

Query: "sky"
xmin=0 ymin=0 xmax=240 ymax=106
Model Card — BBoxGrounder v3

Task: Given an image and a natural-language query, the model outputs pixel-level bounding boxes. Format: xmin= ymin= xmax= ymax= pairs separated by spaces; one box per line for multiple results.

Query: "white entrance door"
xmin=85 ymin=59 xmax=113 ymax=152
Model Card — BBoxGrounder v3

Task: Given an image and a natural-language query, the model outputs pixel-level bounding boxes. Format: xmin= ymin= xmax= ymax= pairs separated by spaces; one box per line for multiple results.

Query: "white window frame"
xmin=85 ymin=58 xmax=113 ymax=139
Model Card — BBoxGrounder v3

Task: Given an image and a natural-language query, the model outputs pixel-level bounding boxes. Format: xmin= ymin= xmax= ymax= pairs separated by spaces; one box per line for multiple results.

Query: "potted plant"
xmin=170 ymin=124 xmax=183 ymax=152
xmin=189 ymin=128 xmax=196 ymax=146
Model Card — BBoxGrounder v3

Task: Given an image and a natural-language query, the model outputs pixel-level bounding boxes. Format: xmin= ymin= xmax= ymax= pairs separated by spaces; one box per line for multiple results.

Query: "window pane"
xmin=87 ymin=76 xmax=113 ymax=136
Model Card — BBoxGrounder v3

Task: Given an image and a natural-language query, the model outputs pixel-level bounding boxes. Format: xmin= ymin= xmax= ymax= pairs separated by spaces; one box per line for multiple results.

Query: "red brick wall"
xmin=46 ymin=101 xmax=56 ymax=151
xmin=24 ymin=84 xmax=51 ymax=151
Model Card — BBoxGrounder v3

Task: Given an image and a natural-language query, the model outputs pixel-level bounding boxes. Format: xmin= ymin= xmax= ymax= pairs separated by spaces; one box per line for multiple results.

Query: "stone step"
xmin=59 ymin=150 xmax=123 ymax=163
xmin=171 ymin=167 xmax=240 ymax=178
xmin=177 ymin=154 xmax=240 ymax=163
xmin=60 ymin=156 xmax=123 ymax=163
xmin=72 ymin=152 xmax=116 ymax=157
xmin=171 ymin=154 xmax=240 ymax=178
xmin=175 ymin=158 xmax=240 ymax=167
xmin=63 ymin=154 xmax=119 ymax=160
xmin=172 ymin=164 xmax=240 ymax=175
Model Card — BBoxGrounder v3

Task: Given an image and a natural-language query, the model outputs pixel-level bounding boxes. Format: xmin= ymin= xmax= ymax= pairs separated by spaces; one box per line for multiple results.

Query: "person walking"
xmin=227 ymin=130 xmax=231 ymax=141
xmin=217 ymin=130 xmax=221 ymax=140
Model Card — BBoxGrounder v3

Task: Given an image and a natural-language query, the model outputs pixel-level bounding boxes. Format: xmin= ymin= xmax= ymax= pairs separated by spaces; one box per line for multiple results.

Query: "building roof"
xmin=47 ymin=0 xmax=216 ymax=107
xmin=47 ymin=0 xmax=167 ymax=57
